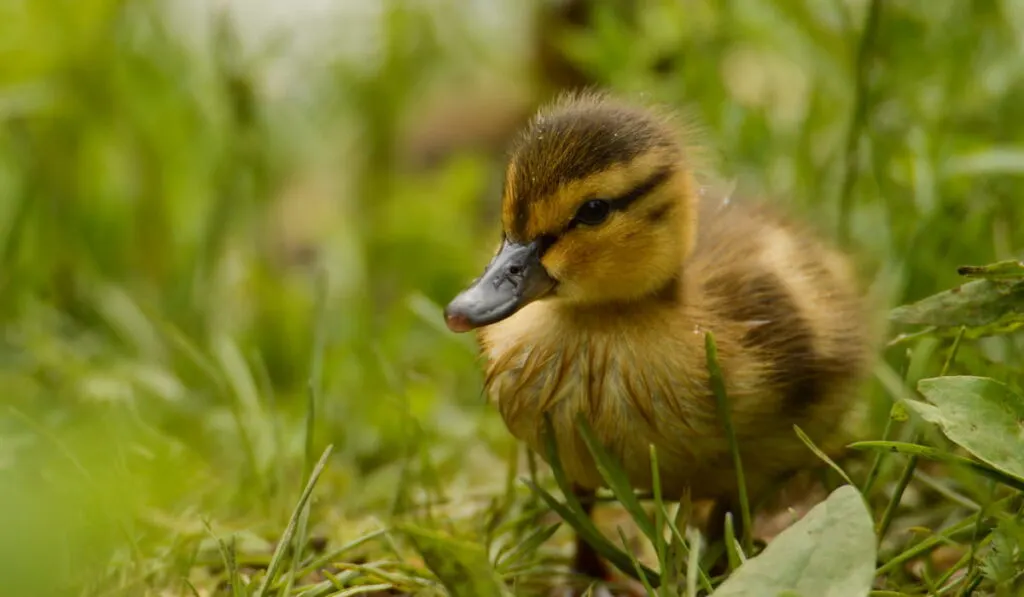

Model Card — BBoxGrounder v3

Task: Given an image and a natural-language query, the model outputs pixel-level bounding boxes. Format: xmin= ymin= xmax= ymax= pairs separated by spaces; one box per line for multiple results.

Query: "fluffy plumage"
xmin=445 ymin=90 xmax=874 ymax=579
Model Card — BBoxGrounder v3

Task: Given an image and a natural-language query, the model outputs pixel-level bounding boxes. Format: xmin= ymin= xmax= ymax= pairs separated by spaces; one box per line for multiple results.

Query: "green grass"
xmin=1 ymin=0 xmax=1024 ymax=595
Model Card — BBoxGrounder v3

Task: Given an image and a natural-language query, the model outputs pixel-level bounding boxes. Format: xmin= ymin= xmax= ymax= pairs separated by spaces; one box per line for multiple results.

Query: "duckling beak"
xmin=444 ymin=238 xmax=556 ymax=332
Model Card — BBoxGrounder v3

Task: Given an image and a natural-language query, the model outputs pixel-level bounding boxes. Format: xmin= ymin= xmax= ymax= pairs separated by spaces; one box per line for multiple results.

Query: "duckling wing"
xmin=687 ymin=193 xmax=870 ymax=435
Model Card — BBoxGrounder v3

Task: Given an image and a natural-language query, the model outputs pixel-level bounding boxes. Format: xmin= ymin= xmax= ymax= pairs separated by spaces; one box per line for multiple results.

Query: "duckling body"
xmin=444 ymin=91 xmax=871 ymax=573
xmin=481 ymin=196 xmax=866 ymax=501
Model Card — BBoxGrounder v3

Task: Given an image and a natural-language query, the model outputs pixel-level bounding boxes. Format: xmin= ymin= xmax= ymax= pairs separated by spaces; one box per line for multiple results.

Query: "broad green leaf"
xmin=913 ymin=376 xmax=1024 ymax=480
xmin=396 ymin=524 xmax=513 ymax=597
xmin=712 ymin=485 xmax=875 ymax=597
xmin=958 ymin=260 xmax=1024 ymax=280
xmin=888 ymin=278 xmax=1024 ymax=336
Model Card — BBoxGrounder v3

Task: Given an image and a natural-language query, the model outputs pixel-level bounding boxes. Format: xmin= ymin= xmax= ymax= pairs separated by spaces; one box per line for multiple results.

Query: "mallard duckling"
xmin=444 ymin=91 xmax=871 ymax=579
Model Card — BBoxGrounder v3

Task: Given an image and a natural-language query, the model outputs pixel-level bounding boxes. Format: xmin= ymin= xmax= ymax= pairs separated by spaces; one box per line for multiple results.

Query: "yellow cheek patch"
xmin=539 ymin=238 xmax=574 ymax=278
xmin=540 ymin=213 xmax=633 ymax=275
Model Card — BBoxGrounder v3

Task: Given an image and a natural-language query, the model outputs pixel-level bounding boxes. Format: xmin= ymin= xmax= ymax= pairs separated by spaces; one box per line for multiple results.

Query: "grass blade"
xmin=661 ymin=497 xmax=713 ymax=593
xmin=522 ymin=479 xmax=661 ymax=586
xmin=306 ymin=267 xmax=328 ymax=478
xmin=616 ymin=527 xmax=657 ymax=596
xmin=541 ymin=415 xmax=585 ymax=512
xmin=397 ymin=523 xmax=512 ymax=597
xmin=332 ymin=584 xmax=396 ymax=596
xmin=875 ymin=453 xmax=918 ymax=542
xmin=293 ymin=529 xmax=387 ymax=580
xmin=862 ymin=402 xmax=905 ymax=496
xmin=255 ymin=445 xmax=334 ymax=597
xmin=849 ymin=441 xmax=1024 ymax=492
xmin=723 ymin=513 xmax=741 ymax=571
xmin=182 ymin=579 xmax=203 ymax=597
xmin=685 ymin=527 xmax=702 ymax=597
xmin=281 ymin=500 xmax=312 ymax=596
xmin=962 ymin=480 xmax=995 ymax=592
xmin=496 ymin=521 xmax=562 ymax=571
xmin=575 ymin=414 xmax=657 ymax=542
xmin=705 ymin=331 xmax=752 ymax=553
xmin=648 ymin=444 xmax=671 ymax=593
xmin=793 ymin=424 xmax=856 ymax=488
xmin=203 ymin=521 xmax=245 ymax=597
xmin=939 ymin=325 xmax=967 ymax=376
xmin=875 ymin=515 xmax=979 ymax=577
xmin=538 ymin=414 xmax=662 ymax=586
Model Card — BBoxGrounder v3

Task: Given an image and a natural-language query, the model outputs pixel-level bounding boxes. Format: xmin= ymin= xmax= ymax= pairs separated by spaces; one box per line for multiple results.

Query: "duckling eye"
xmin=572 ymin=199 xmax=611 ymax=227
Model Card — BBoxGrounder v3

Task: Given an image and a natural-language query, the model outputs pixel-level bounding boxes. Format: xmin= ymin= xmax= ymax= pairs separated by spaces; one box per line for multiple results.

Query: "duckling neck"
xmin=556 ymin=271 xmax=682 ymax=323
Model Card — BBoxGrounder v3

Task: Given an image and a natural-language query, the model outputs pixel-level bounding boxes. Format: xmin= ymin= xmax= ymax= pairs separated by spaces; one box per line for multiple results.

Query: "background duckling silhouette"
xmin=444 ymin=90 xmax=873 ymax=581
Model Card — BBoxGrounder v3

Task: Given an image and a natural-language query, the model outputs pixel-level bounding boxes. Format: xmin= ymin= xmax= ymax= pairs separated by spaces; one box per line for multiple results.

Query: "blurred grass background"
xmin=1 ymin=0 xmax=1023 ymax=595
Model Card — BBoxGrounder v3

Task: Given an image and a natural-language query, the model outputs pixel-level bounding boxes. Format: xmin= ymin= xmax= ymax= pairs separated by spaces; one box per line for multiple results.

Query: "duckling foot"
xmin=704 ymin=498 xmax=742 ymax=578
xmin=570 ymin=487 xmax=613 ymax=581
xmin=572 ymin=532 xmax=610 ymax=581
xmin=554 ymin=583 xmax=633 ymax=597
xmin=567 ymin=541 xmax=648 ymax=597
xmin=561 ymin=488 xmax=648 ymax=597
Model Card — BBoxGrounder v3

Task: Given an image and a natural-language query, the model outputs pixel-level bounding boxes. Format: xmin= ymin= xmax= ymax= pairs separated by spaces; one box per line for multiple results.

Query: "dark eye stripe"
xmin=607 ymin=165 xmax=675 ymax=212
xmin=522 ymin=165 xmax=676 ymax=251
xmin=535 ymin=233 xmax=557 ymax=256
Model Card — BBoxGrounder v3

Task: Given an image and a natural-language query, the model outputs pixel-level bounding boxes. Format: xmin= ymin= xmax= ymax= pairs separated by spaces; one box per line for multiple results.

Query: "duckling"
xmin=444 ymin=91 xmax=872 ymax=581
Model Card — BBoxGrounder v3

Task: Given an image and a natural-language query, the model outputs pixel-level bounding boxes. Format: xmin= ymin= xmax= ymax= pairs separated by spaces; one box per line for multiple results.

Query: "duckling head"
xmin=445 ymin=91 xmax=699 ymax=332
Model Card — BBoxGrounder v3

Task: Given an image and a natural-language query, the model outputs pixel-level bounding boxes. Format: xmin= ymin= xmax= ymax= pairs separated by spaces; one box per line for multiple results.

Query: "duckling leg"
xmin=705 ymin=498 xmax=742 ymax=577
xmin=571 ymin=485 xmax=611 ymax=580
xmin=705 ymin=498 xmax=739 ymax=545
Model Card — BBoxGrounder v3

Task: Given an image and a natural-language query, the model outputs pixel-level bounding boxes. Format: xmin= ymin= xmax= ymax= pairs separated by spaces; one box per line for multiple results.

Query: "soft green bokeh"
xmin=1 ymin=0 xmax=1022 ymax=595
